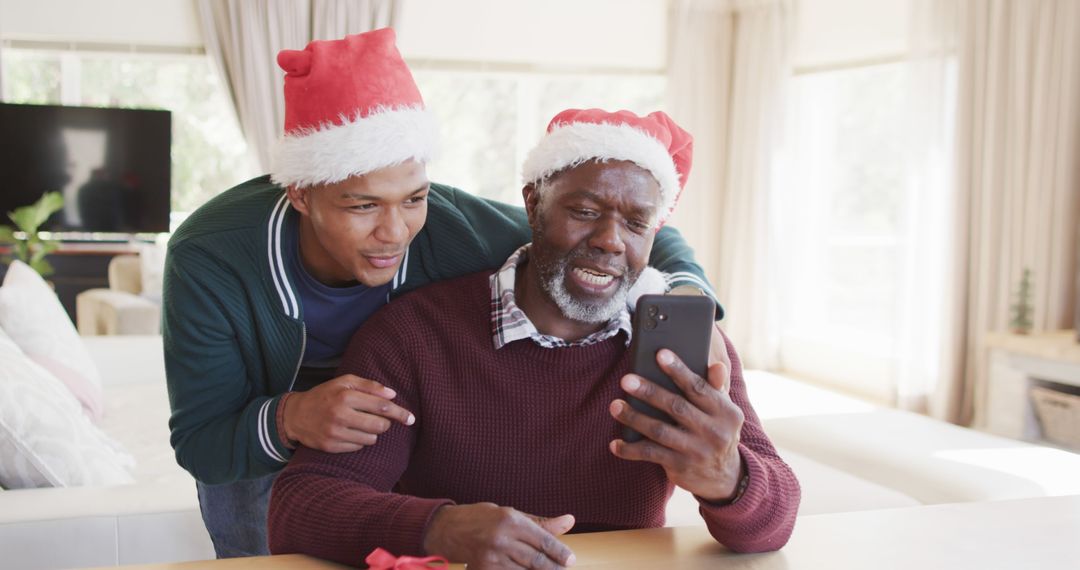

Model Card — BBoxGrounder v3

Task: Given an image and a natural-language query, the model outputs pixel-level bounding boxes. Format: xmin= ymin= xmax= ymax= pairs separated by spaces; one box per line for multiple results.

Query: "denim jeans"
xmin=196 ymin=472 xmax=278 ymax=558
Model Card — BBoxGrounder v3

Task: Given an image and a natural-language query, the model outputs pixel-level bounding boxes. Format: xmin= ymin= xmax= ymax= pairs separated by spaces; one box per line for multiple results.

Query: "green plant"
xmin=1010 ymin=267 xmax=1034 ymax=335
xmin=0 ymin=192 xmax=65 ymax=277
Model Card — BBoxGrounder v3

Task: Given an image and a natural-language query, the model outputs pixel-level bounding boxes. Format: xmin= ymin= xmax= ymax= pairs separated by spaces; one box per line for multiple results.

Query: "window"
xmin=413 ymin=68 xmax=666 ymax=204
xmin=775 ymin=61 xmax=953 ymax=403
xmin=2 ymin=48 xmax=664 ymax=219
xmin=1 ymin=48 xmax=257 ymax=223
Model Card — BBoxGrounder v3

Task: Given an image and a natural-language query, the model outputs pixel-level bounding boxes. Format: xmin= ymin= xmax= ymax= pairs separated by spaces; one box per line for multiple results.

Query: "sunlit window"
xmin=783 ymin=63 xmax=907 ymax=340
xmin=776 ymin=62 xmax=935 ymax=401
xmin=414 ymin=69 xmax=666 ymax=204
xmin=3 ymin=49 xmax=664 ymax=216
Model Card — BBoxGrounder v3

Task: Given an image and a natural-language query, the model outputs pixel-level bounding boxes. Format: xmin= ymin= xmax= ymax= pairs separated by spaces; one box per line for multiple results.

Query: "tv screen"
xmin=0 ymin=102 xmax=171 ymax=233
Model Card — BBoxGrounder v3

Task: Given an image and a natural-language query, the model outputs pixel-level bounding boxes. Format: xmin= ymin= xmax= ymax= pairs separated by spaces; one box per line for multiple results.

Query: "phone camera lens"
xmin=645 ymin=318 xmax=658 ymax=330
xmin=647 ymin=306 xmax=659 ymax=317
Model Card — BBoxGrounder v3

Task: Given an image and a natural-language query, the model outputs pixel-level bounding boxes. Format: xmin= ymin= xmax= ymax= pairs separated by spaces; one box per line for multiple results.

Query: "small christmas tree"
xmin=1010 ymin=268 xmax=1034 ymax=334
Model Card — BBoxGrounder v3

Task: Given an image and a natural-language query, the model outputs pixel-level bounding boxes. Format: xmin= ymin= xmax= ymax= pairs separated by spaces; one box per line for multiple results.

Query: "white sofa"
xmin=0 ymin=336 xmax=213 ymax=570
xmin=748 ymin=372 xmax=1080 ymax=505
xmin=4 ymin=335 xmax=1080 ymax=569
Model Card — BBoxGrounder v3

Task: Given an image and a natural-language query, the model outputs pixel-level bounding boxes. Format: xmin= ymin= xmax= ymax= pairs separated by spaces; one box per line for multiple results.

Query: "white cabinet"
xmin=980 ymin=331 xmax=1080 ymax=448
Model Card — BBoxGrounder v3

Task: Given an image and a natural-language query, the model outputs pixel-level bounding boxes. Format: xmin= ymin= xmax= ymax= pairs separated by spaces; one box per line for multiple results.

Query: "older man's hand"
xmin=423 ymin=503 xmax=576 ymax=569
xmin=608 ymin=325 xmax=745 ymax=502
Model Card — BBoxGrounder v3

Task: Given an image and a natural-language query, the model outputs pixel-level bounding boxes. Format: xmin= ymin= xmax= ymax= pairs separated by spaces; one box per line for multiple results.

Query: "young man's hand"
xmin=423 ymin=503 xmax=576 ymax=569
xmin=282 ymin=374 xmax=415 ymax=453
xmin=608 ymin=325 xmax=745 ymax=502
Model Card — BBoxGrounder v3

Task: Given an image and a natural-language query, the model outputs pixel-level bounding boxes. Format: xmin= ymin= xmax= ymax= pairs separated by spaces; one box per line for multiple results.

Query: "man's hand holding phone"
xmin=609 ymin=323 xmax=746 ymax=503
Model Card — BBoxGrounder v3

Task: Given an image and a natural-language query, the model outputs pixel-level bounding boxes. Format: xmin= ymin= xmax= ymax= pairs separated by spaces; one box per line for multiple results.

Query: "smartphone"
xmin=622 ymin=294 xmax=715 ymax=443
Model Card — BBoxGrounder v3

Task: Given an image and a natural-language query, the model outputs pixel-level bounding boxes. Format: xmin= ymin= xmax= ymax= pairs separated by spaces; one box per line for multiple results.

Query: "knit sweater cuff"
xmin=697 ymin=443 xmax=798 ymax=553
xmin=383 ymin=496 xmax=457 ymax=557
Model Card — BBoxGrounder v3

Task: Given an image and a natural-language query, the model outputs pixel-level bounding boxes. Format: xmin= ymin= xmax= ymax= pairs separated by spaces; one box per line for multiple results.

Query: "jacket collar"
xmin=266 ymin=192 xmax=409 ymax=319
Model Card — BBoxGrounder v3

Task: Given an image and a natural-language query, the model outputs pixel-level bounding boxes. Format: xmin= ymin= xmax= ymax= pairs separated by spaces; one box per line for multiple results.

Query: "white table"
xmin=94 ymin=495 xmax=1080 ymax=569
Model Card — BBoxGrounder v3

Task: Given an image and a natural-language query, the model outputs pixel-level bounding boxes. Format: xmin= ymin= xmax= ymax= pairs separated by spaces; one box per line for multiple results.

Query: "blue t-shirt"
xmin=286 ymin=218 xmax=390 ymax=368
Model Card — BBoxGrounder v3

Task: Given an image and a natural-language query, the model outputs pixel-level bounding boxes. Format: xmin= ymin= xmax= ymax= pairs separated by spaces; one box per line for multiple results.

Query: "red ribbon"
xmin=364 ymin=547 xmax=449 ymax=569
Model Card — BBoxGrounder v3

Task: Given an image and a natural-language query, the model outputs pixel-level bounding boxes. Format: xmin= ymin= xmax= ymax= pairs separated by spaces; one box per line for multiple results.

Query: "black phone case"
xmin=623 ymin=294 xmax=715 ymax=443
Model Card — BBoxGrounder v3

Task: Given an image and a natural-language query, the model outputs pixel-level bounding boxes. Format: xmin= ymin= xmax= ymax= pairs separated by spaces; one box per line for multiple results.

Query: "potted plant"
xmin=0 ymin=192 xmax=65 ymax=278
xmin=1010 ymin=267 xmax=1034 ymax=335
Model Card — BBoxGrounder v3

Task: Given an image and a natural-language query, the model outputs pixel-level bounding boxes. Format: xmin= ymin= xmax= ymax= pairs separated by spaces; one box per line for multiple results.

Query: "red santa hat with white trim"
xmin=521 ymin=108 xmax=693 ymax=225
xmin=270 ymin=28 xmax=438 ymax=189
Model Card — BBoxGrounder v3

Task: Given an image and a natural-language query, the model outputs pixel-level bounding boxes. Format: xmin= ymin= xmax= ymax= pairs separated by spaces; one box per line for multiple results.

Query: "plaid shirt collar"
xmin=490 ymin=245 xmax=632 ymax=350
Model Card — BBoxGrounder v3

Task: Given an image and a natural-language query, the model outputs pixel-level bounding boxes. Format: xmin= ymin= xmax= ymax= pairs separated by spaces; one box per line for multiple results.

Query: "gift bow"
xmin=365 ymin=547 xmax=449 ymax=569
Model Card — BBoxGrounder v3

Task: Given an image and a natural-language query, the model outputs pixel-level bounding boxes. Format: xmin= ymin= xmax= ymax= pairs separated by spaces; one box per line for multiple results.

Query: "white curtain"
xmin=911 ymin=0 xmax=1080 ymax=423
xmin=889 ymin=0 xmax=962 ymax=414
xmin=666 ymin=0 xmax=792 ymax=369
xmin=196 ymin=0 xmax=400 ymax=172
xmin=312 ymin=0 xmax=401 ymax=41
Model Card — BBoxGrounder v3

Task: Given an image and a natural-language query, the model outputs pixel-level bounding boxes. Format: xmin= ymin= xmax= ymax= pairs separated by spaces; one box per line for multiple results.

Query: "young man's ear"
xmin=522 ymin=183 xmax=541 ymax=225
xmin=286 ymin=185 xmax=312 ymax=216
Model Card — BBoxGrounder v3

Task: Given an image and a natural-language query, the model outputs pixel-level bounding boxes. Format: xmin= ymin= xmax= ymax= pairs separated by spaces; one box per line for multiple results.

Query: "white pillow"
xmin=0 ymin=260 xmax=104 ymax=422
xmin=0 ymin=325 xmax=135 ymax=488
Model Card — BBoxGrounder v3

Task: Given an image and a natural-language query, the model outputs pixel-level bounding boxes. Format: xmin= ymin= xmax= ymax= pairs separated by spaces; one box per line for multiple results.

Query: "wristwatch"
xmin=668 ymin=284 xmax=706 ymax=296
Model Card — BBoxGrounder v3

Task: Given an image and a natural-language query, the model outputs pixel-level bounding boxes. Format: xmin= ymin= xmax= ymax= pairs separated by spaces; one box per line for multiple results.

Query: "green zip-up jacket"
xmin=163 ymin=176 xmax=719 ymax=484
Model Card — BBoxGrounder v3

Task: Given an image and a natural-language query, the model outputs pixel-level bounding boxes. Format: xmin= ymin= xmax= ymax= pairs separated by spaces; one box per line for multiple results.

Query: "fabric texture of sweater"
xmin=163 ymin=176 xmax=719 ymax=485
xmin=268 ymin=271 xmax=800 ymax=565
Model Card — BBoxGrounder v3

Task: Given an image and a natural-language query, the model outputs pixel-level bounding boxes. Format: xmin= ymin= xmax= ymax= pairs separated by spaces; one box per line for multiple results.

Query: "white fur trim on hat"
xmin=270 ymin=106 xmax=439 ymax=189
xmin=521 ymin=122 xmax=681 ymax=221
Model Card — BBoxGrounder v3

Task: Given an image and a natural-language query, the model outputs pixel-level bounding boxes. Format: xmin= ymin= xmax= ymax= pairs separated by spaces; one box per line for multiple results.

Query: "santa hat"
xmin=270 ymin=28 xmax=438 ymax=189
xmin=521 ymin=109 xmax=693 ymax=224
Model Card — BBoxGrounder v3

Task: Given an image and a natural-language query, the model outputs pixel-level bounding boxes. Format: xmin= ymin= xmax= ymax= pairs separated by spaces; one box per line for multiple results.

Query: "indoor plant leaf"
xmin=30 ymin=258 xmax=55 ymax=278
xmin=39 ymin=240 xmax=62 ymax=255
xmin=2 ymin=193 xmax=65 ymax=277
xmin=8 ymin=192 xmax=64 ymax=234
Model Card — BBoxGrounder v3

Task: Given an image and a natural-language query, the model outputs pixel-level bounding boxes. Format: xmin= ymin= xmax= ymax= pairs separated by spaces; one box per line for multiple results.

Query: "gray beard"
xmin=536 ymin=252 xmax=636 ymax=325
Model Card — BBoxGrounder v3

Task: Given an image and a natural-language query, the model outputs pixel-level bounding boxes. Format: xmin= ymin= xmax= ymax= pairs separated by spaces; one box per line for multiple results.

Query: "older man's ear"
xmin=522 ymin=183 xmax=541 ymax=225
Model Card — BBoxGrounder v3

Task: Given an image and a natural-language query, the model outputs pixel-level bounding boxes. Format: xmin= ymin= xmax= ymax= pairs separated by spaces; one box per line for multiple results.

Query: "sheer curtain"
xmin=196 ymin=0 xmax=400 ymax=172
xmin=665 ymin=0 xmax=792 ymax=369
xmin=892 ymin=0 xmax=962 ymax=414
xmin=911 ymin=0 xmax=1080 ymax=423
xmin=312 ymin=0 xmax=402 ymax=41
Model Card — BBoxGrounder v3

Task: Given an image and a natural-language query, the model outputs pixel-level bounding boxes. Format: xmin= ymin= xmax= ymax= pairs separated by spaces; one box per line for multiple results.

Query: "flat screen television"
xmin=0 ymin=102 xmax=171 ymax=233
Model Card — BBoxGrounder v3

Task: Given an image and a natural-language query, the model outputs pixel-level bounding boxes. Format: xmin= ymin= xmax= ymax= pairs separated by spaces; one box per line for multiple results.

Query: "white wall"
xmin=396 ymin=0 xmax=666 ymax=70
xmin=0 ymin=0 xmax=665 ymax=70
xmin=0 ymin=0 xmax=202 ymax=47
xmin=1 ymin=0 xmax=907 ymax=71
xmin=792 ymin=0 xmax=909 ymax=69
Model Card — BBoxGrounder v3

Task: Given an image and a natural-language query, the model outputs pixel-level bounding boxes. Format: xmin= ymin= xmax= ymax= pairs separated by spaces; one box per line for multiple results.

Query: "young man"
xmin=268 ymin=109 xmax=800 ymax=568
xmin=163 ymin=31 xmax=718 ymax=558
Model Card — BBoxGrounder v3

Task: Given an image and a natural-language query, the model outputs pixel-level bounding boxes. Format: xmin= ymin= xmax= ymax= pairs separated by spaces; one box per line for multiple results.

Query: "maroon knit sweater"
xmin=268 ymin=271 xmax=800 ymax=566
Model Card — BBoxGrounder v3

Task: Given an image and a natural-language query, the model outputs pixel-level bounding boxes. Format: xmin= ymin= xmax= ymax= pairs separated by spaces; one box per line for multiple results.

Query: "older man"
xmin=268 ymin=109 xmax=800 ymax=568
